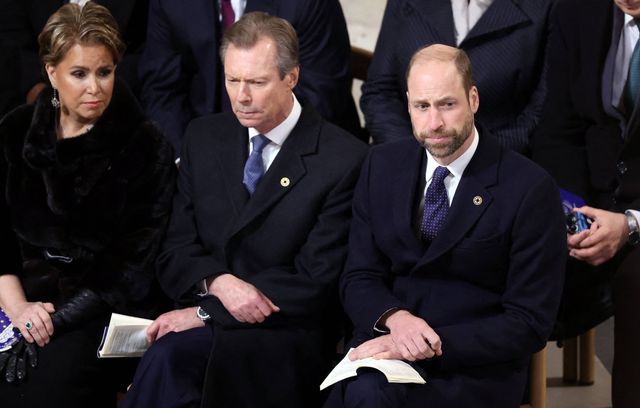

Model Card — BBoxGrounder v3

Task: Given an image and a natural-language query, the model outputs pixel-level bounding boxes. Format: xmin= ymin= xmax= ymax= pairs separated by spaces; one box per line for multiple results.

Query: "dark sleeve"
xmin=531 ymin=5 xmax=591 ymax=197
xmin=291 ymin=0 xmax=361 ymax=135
xmin=154 ymin=129 xmax=231 ymax=304
xmin=11 ymin=1 xmax=42 ymax=101
xmin=111 ymin=0 xmax=150 ymax=97
xmin=90 ymin=128 xmax=177 ymax=316
xmin=360 ymin=0 xmax=415 ymax=144
xmin=432 ymin=176 xmax=566 ymax=371
xmin=0 ymin=110 xmax=27 ymax=277
xmin=139 ymin=0 xmax=193 ymax=153
xmin=0 ymin=161 xmax=22 ymax=277
xmin=489 ymin=15 xmax=551 ymax=155
xmin=340 ymin=151 xmax=411 ymax=333
xmin=0 ymin=0 xmax=23 ymax=115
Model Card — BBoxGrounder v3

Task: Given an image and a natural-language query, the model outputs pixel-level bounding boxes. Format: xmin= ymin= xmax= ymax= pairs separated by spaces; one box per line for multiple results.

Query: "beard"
xmin=415 ymin=113 xmax=474 ymax=159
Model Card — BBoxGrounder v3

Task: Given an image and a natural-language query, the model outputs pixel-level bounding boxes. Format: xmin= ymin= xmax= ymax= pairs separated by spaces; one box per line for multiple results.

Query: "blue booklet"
xmin=560 ymin=188 xmax=591 ymax=233
xmin=0 ymin=308 xmax=21 ymax=352
xmin=559 ymin=188 xmax=585 ymax=215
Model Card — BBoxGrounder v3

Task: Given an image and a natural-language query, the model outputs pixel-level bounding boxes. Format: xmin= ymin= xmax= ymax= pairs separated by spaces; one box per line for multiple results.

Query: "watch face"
xmin=197 ymin=307 xmax=210 ymax=321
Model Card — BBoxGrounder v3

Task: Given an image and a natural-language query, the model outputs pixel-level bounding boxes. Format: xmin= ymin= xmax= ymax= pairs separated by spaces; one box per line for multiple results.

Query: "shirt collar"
xmin=624 ymin=13 xmax=638 ymax=27
xmin=248 ymin=94 xmax=301 ymax=146
xmin=425 ymin=126 xmax=479 ymax=182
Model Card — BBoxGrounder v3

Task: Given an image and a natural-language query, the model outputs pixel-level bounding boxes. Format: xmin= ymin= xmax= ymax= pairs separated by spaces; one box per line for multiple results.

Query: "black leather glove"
xmin=0 ymin=336 xmax=38 ymax=383
xmin=51 ymin=288 xmax=108 ymax=334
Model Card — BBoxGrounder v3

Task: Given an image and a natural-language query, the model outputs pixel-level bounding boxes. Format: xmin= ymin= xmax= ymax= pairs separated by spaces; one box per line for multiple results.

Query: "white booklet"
xmin=319 ymin=348 xmax=426 ymax=390
xmin=97 ymin=313 xmax=153 ymax=358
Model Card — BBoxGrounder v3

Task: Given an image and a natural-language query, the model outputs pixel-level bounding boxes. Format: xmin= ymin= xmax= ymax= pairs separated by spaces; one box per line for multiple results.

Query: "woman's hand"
xmin=7 ymin=301 xmax=55 ymax=347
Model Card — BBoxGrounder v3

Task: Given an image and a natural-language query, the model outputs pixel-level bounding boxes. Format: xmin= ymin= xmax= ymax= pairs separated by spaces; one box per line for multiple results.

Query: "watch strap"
xmin=625 ymin=211 xmax=640 ymax=246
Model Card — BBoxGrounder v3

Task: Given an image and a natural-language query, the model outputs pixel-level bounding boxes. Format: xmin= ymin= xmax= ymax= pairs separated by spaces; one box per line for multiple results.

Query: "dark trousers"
xmin=120 ymin=326 xmax=213 ymax=408
xmin=0 ymin=319 xmax=133 ymax=408
xmin=613 ymin=245 xmax=640 ymax=408
xmin=324 ymin=364 xmax=527 ymax=408
xmin=324 ymin=370 xmax=410 ymax=408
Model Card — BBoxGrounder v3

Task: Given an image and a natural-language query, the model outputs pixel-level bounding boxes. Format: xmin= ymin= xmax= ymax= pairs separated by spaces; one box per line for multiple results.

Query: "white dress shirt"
xmin=247 ymin=94 xmax=302 ymax=172
xmin=612 ymin=14 xmax=640 ymax=109
xmin=451 ymin=0 xmax=495 ymax=45
xmin=421 ymin=126 xmax=479 ymax=210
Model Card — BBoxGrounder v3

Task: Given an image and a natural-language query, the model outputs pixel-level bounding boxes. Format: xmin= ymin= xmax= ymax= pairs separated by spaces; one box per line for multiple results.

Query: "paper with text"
xmin=97 ymin=313 xmax=153 ymax=358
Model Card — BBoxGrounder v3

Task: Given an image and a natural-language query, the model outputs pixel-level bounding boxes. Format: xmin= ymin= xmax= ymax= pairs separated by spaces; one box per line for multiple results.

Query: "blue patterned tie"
xmin=625 ymin=22 xmax=640 ymax=112
xmin=421 ymin=166 xmax=450 ymax=241
xmin=243 ymin=135 xmax=270 ymax=194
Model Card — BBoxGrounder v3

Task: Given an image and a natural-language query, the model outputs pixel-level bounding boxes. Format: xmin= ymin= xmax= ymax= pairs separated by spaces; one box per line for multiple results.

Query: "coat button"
xmin=617 ymin=161 xmax=628 ymax=175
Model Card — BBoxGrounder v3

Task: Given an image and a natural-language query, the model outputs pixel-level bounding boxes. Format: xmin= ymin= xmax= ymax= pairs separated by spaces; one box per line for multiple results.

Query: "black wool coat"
xmin=0 ymin=82 xmax=176 ymax=320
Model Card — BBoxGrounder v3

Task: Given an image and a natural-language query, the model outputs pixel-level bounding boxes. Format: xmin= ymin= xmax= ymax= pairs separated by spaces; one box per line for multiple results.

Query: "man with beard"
xmin=325 ymin=44 xmax=566 ymax=408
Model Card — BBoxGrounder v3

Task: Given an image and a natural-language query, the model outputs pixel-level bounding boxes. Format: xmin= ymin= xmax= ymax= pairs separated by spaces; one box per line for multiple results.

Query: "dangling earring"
xmin=51 ymin=88 xmax=60 ymax=108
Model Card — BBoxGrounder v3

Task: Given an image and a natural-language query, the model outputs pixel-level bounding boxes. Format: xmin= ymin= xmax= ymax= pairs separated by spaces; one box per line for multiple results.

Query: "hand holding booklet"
xmin=97 ymin=313 xmax=153 ymax=358
xmin=319 ymin=348 xmax=426 ymax=390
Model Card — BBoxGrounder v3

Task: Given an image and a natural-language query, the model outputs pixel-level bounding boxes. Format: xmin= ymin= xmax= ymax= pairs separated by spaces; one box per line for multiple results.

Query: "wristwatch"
xmin=625 ymin=211 xmax=640 ymax=246
xmin=196 ymin=306 xmax=211 ymax=322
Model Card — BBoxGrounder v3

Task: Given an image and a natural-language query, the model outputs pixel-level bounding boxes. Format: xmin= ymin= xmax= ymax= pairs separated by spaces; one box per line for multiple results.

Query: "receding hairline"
xmin=407 ymin=45 xmax=459 ymax=76
xmin=220 ymin=11 xmax=299 ymax=79
xmin=224 ymin=36 xmax=280 ymax=70
xmin=406 ymin=44 xmax=473 ymax=93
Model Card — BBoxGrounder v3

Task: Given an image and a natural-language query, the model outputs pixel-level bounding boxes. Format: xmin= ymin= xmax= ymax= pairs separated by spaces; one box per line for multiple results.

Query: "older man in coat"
xmin=140 ymin=0 xmax=361 ymax=154
xmin=122 ymin=12 xmax=366 ymax=408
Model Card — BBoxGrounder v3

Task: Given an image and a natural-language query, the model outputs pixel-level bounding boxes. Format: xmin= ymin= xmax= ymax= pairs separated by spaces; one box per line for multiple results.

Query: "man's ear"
xmin=287 ymin=66 xmax=300 ymax=89
xmin=469 ymin=86 xmax=479 ymax=114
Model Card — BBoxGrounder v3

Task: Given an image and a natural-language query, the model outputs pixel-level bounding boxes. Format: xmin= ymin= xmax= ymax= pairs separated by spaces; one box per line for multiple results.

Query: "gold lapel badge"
xmin=280 ymin=177 xmax=291 ymax=187
xmin=473 ymin=196 xmax=483 ymax=206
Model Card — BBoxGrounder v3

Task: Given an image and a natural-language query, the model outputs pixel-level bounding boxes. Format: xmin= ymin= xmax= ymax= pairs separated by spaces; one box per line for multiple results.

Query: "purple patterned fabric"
xmin=0 ymin=308 xmax=20 ymax=352
xmin=420 ymin=166 xmax=450 ymax=241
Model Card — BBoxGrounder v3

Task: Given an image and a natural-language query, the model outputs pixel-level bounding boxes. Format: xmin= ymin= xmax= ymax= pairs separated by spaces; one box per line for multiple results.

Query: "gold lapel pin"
xmin=280 ymin=177 xmax=290 ymax=187
xmin=473 ymin=196 xmax=483 ymax=206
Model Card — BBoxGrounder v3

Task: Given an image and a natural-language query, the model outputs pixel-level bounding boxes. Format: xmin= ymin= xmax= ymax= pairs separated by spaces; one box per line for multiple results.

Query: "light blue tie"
xmin=243 ymin=135 xmax=270 ymax=195
xmin=625 ymin=22 xmax=640 ymax=112
xmin=420 ymin=166 xmax=450 ymax=242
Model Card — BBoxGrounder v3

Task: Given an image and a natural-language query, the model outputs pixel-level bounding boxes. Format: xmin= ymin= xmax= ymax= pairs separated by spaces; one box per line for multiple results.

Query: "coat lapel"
xmin=462 ymin=0 xmax=530 ymax=45
xmin=229 ymin=107 xmax=318 ymax=237
xmin=602 ymin=4 xmax=624 ymax=121
xmin=409 ymin=0 xmax=456 ymax=45
xmin=417 ymin=132 xmax=501 ymax=266
xmin=215 ymin=119 xmax=250 ymax=217
xmin=393 ymin=145 xmax=428 ymax=255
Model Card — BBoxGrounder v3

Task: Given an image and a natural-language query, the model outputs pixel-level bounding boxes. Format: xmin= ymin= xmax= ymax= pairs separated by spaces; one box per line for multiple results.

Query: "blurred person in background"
xmin=361 ymin=0 xmax=553 ymax=154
